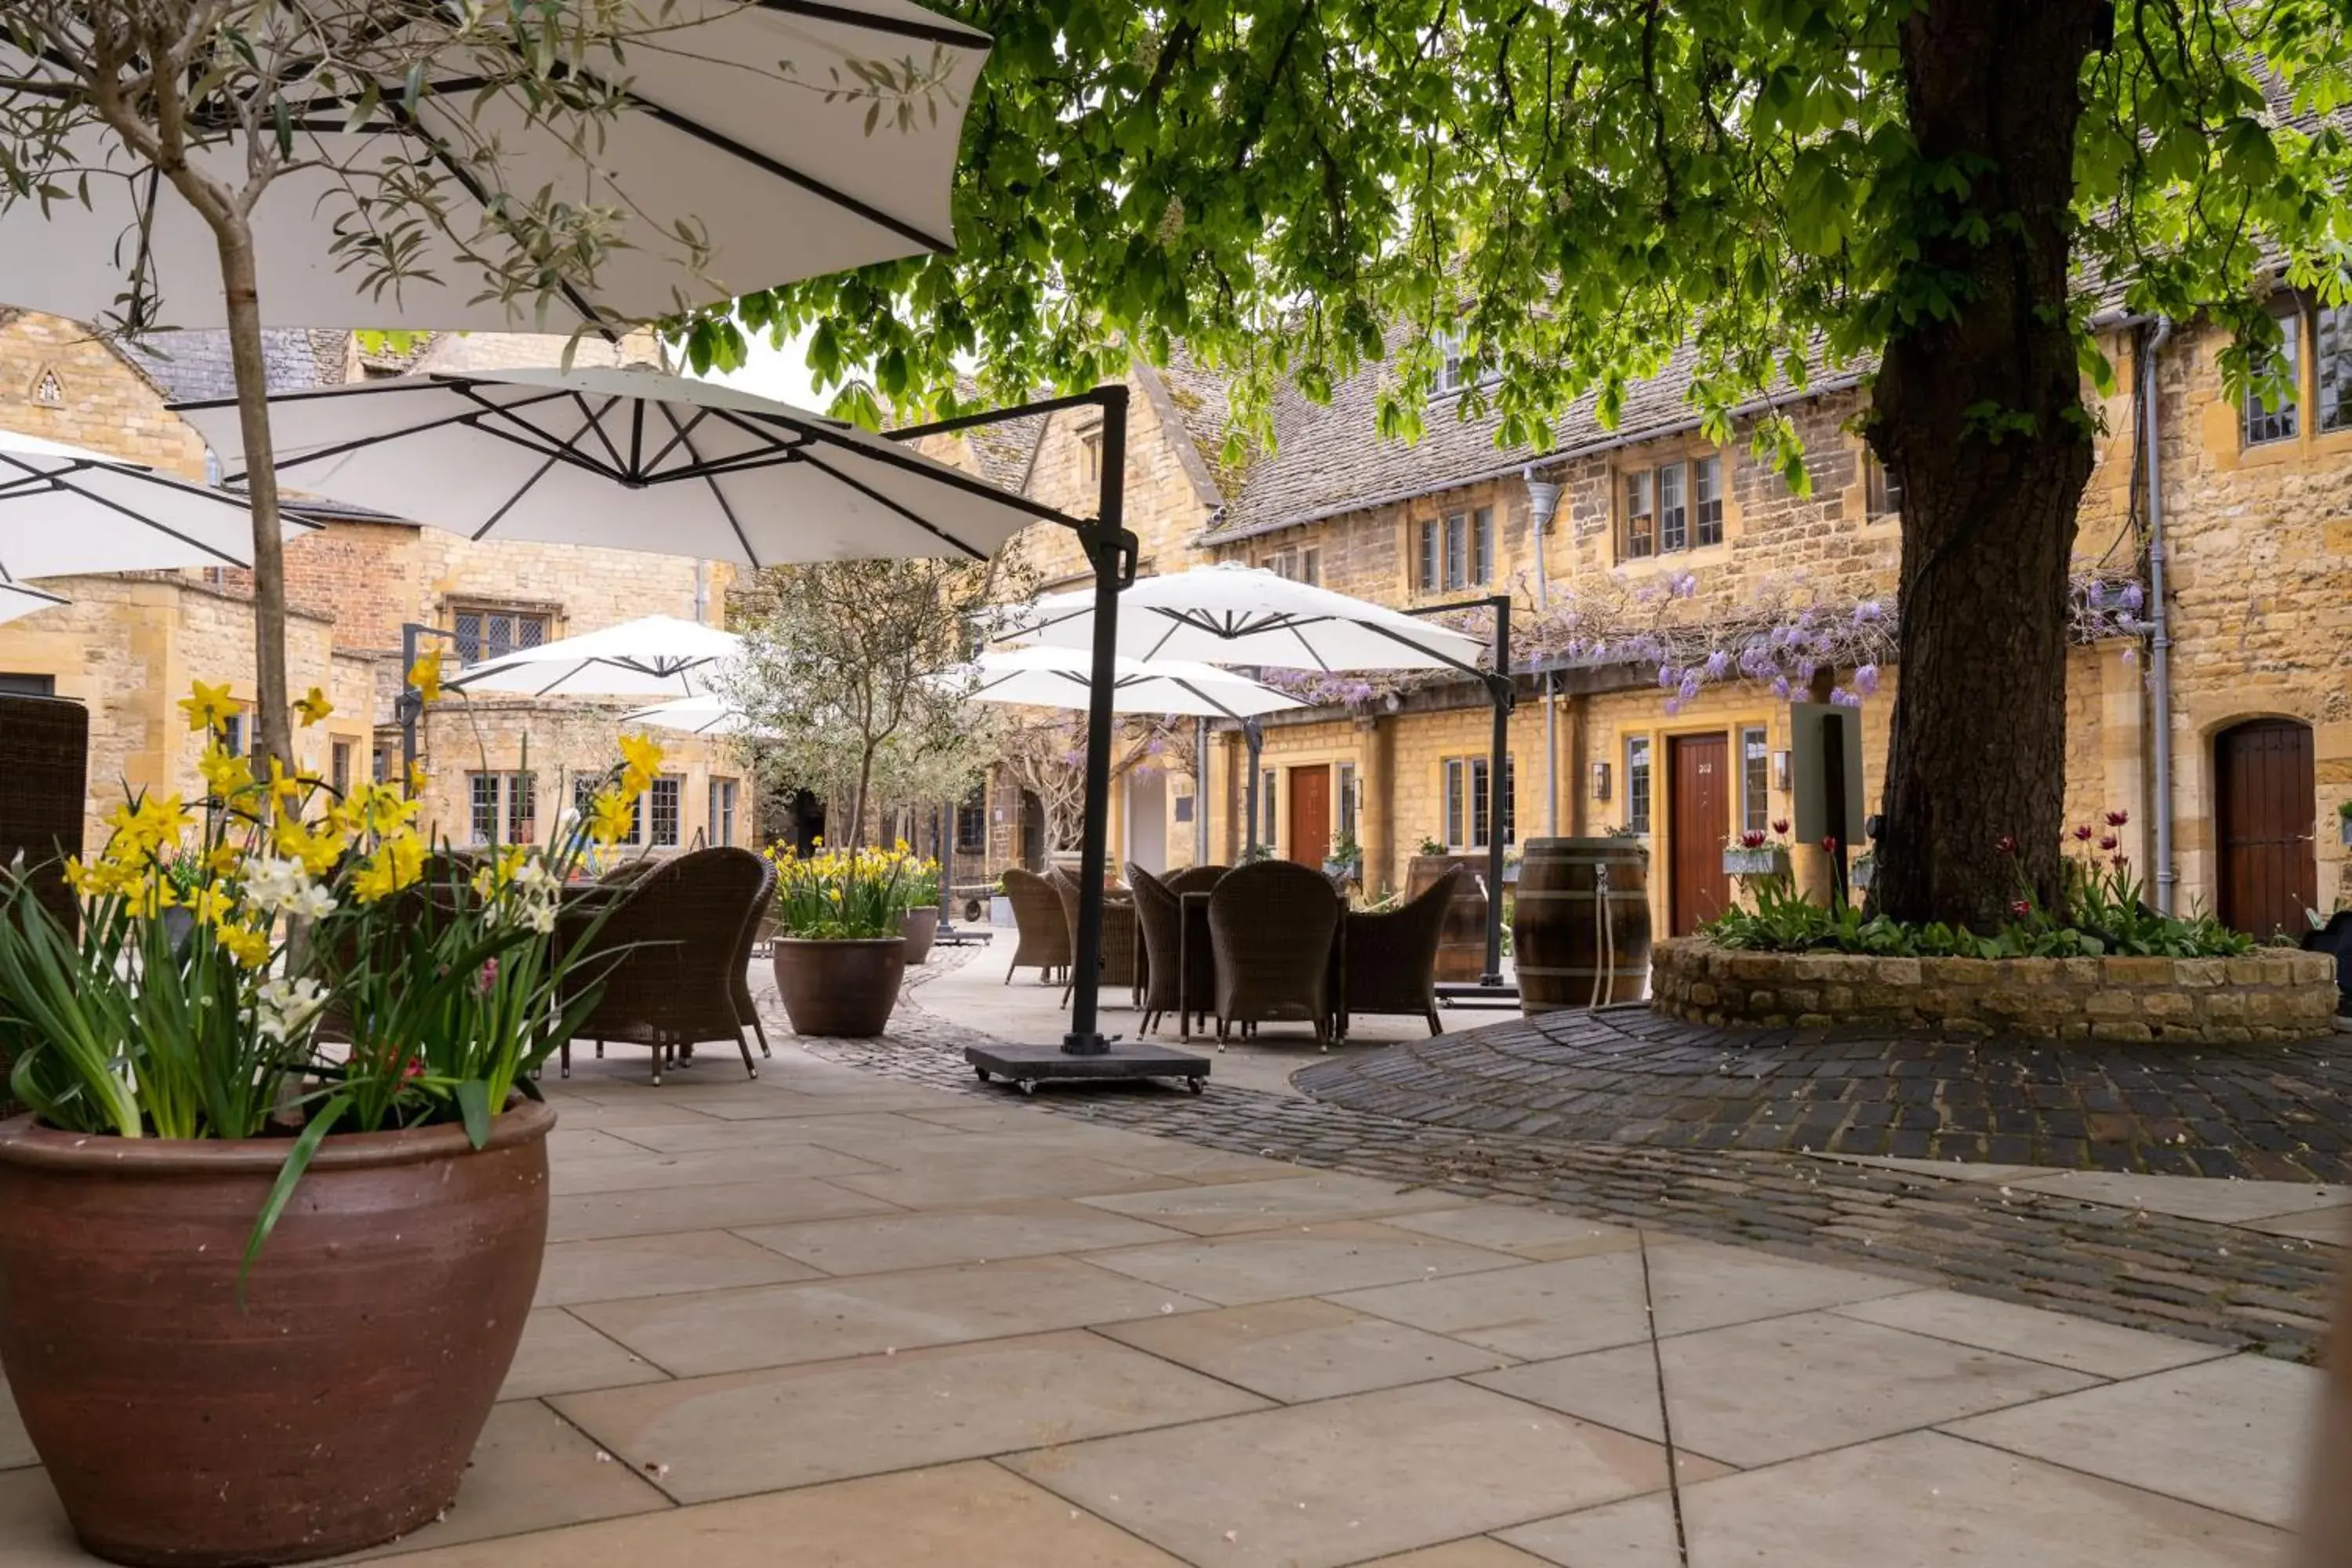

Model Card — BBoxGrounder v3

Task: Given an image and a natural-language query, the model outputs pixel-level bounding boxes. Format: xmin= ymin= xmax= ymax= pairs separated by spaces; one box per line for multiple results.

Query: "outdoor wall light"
xmin=1591 ymin=760 xmax=1610 ymax=801
xmin=1772 ymin=750 xmax=1791 ymax=792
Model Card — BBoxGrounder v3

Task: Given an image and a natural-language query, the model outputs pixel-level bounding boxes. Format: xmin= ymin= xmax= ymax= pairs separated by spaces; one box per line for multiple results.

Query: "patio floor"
xmin=0 ymin=953 xmax=2324 ymax=1565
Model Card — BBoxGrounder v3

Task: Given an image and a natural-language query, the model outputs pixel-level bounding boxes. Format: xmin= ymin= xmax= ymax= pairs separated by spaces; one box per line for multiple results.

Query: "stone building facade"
xmin=964 ymin=313 xmax=2351 ymax=945
xmin=0 ymin=311 xmax=747 ymax=858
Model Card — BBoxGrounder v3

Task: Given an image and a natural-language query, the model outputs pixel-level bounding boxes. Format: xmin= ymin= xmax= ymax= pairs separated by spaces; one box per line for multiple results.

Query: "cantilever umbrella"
xmin=622 ymin=695 xmax=765 ymax=738
xmin=0 ymin=427 xmax=314 ymax=627
xmin=954 ymin=645 xmax=1302 ymax=720
xmin=0 ymin=0 xmax=991 ymax=330
xmin=1003 ymin=562 xmax=1487 ymax=673
xmin=179 ymin=365 xmax=1042 ymax=567
xmin=448 ymin=615 xmax=742 ymax=701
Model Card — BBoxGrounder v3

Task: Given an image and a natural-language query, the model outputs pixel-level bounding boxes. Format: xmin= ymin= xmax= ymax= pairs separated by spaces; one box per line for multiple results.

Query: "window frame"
xmin=329 ymin=739 xmax=352 ymax=797
xmin=1626 ymin=735 xmax=1653 ymax=835
xmin=708 ymin=776 xmax=739 ymax=848
xmin=1740 ymin=726 xmax=1770 ymax=835
xmin=1443 ymin=757 xmax=1468 ymax=849
xmin=649 ymin=775 xmax=682 ymax=849
xmin=1693 ymin=454 xmax=1726 ymax=545
xmin=0 ymin=672 xmax=56 ymax=696
xmin=1624 ymin=470 xmax=1655 ymax=558
xmin=1443 ymin=510 xmax=1470 ymax=590
xmin=2319 ymin=300 xmax=2352 ymax=434
xmin=1863 ymin=451 xmax=1904 ymax=520
xmin=450 ymin=604 xmax=553 ymax=666
xmin=1335 ymin=760 xmax=1358 ymax=843
xmin=955 ymin=789 xmax=988 ymax=854
xmin=2244 ymin=299 xmax=2304 ymax=448
xmin=466 ymin=771 xmax=536 ymax=846
xmin=1258 ymin=768 xmax=1277 ymax=847
xmin=1657 ymin=460 xmax=1688 ymax=553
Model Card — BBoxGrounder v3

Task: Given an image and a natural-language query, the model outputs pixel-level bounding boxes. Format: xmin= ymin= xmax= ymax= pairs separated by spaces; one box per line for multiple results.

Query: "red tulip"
xmin=2009 ymin=899 xmax=2031 ymax=918
xmin=1771 ymin=818 xmax=1790 ymax=837
xmin=2072 ymin=824 xmax=2094 ymax=842
xmin=2105 ymin=808 xmax=2129 ymax=827
xmin=2098 ymin=834 xmax=2118 ymax=852
xmin=1995 ymin=835 xmax=2017 ymax=855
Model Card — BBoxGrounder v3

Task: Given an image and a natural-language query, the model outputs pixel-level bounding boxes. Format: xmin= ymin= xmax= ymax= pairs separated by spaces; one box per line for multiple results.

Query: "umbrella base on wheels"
xmin=966 ymin=1041 xmax=1210 ymax=1096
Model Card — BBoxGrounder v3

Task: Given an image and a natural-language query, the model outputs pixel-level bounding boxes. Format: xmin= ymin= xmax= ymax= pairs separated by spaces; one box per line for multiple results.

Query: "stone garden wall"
xmin=1650 ymin=936 xmax=2339 ymax=1043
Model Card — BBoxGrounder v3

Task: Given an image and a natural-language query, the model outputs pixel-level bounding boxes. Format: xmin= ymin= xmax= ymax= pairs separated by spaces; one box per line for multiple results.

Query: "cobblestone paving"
xmin=801 ymin=1000 xmax=2343 ymax=1364
xmin=1294 ymin=1004 xmax=2352 ymax=1182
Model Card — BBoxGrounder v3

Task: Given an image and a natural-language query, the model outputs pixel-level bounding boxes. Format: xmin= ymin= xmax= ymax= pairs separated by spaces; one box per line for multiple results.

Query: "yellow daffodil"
xmin=184 ymin=884 xmax=233 ymax=926
xmin=199 ymin=742 xmax=255 ymax=800
xmin=274 ymin=818 xmax=349 ymax=877
xmin=264 ymin=759 xmax=314 ymax=814
xmin=408 ymin=648 xmax=445 ymax=704
xmin=206 ymin=843 xmax=245 ymax=877
xmin=215 ymin=923 xmax=272 ymax=969
xmin=617 ymin=733 xmax=666 ymax=794
xmin=178 ymin=680 xmax=239 ymax=735
xmin=406 ymin=761 xmax=429 ymax=795
xmin=587 ymin=788 xmax=638 ymax=845
xmin=293 ymin=687 xmax=332 ymax=727
xmin=60 ymin=855 xmax=134 ymax=900
xmin=350 ymin=832 xmax=426 ymax=903
xmin=123 ymin=873 xmax=175 ymax=919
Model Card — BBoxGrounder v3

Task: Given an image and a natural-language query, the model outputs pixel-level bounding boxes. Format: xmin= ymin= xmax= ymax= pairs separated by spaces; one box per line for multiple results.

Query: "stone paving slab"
xmin=821 ymin=1002 xmax=2343 ymax=1360
xmin=1293 ymin=1004 xmax=2352 ymax=1181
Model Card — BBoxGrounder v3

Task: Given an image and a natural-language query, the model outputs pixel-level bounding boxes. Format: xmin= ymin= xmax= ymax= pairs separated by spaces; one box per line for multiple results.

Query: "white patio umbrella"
xmin=956 ymin=645 xmax=1303 ymax=721
xmin=179 ymin=365 xmax=1046 ymax=566
xmin=1002 ymin=563 xmax=1489 ymax=672
xmin=621 ymin=695 xmax=764 ymax=737
xmin=447 ymin=615 xmax=741 ymax=700
xmin=1 ymin=1 xmax=991 ymax=330
xmin=0 ymin=427 xmax=310 ymax=581
xmin=0 ymin=582 xmax=67 ymax=626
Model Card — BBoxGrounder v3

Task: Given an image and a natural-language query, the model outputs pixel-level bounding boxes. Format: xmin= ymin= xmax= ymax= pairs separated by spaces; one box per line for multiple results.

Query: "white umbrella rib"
xmin=790 ymin=447 xmax=990 ymax=561
xmin=649 ymin=395 xmax=768 ymax=567
xmin=0 ymin=453 xmax=277 ymax=567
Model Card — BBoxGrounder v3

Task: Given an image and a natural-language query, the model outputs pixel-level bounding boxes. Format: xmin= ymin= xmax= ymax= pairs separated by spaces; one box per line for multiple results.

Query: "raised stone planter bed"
xmin=1650 ymin=935 xmax=2339 ymax=1043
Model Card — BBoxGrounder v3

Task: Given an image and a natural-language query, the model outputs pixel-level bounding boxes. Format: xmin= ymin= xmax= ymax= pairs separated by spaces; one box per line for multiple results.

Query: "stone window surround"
xmin=2223 ymin=290 xmax=2352 ymax=467
xmin=444 ymin=596 xmax=561 ymax=666
xmin=1412 ymin=506 xmax=1494 ymax=595
xmin=1612 ymin=441 xmax=1734 ymax=567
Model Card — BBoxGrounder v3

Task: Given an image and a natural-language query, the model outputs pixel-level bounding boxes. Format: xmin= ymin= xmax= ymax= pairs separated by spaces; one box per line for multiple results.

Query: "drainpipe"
xmin=2141 ymin=318 xmax=2178 ymax=914
xmin=692 ymin=560 xmax=709 ymax=624
xmin=1523 ymin=467 xmax=1563 ymax=838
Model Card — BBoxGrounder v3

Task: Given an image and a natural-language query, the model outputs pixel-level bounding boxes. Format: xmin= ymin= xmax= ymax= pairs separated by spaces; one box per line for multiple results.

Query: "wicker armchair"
xmin=1051 ymin=866 xmax=1138 ymax=1006
xmin=1130 ymin=866 xmax=1219 ymax=1038
xmin=1207 ymin=859 xmax=1340 ymax=1049
xmin=597 ymin=855 xmax=660 ymax=887
xmin=730 ymin=853 xmax=778 ymax=1059
xmin=0 ymin=695 xmax=85 ymax=938
xmin=1167 ymin=865 xmax=1228 ymax=895
xmin=1000 ymin=866 xmax=1072 ymax=985
xmin=557 ymin=847 xmax=768 ymax=1085
xmin=1338 ymin=865 xmax=1464 ymax=1039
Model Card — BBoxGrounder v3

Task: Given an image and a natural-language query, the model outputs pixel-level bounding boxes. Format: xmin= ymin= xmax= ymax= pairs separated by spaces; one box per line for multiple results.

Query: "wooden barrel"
xmin=1512 ymin=837 xmax=1652 ymax=1014
xmin=1407 ymin=853 xmax=1490 ymax=982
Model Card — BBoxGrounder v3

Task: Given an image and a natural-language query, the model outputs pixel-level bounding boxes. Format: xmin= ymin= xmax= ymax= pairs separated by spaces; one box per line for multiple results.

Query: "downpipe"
xmin=2140 ymin=318 xmax=2178 ymax=914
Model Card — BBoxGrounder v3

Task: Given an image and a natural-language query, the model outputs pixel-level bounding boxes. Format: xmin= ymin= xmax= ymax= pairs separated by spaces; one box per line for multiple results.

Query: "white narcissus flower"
xmin=255 ymin=977 xmax=328 ymax=1042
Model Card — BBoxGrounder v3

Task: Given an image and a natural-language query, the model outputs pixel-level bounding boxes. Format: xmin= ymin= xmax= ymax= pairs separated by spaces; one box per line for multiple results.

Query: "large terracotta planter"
xmin=900 ymin=905 xmax=941 ymax=964
xmin=0 ymin=1098 xmax=554 ymax=1566
xmin=772 ymin=936 xmax=909 ymax=1036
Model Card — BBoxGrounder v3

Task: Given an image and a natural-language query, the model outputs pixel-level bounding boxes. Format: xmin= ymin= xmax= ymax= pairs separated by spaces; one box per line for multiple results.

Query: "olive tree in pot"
xmin=768 ymin=843 xmax=920 ymax=1037
xmin=0 ymin=686 xmax=658 ymax=1566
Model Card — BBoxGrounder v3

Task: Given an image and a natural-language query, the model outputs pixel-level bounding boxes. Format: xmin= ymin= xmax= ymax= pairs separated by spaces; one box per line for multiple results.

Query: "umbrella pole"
xmin=1243 ymin=720 xmax=1264 ymax=857
xmin=1483 ymin=600 xmax=1512 ymax=987
xmin=1064 ymin=386 xmax=1134 ymax=1056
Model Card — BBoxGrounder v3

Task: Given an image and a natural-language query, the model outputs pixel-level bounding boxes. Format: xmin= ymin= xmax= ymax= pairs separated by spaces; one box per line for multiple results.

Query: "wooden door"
xmin=1668 ymin=733 xmax=1733 ymax=936
xmin=1288 ymin=764 xmax=1331 ymax=867
xmin=2216 ymin=719 xmax=2316 ymax=937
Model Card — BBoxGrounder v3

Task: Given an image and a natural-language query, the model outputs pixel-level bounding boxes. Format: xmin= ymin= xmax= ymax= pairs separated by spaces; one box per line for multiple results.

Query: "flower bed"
xmin=1650 ymin=936 xmax=2339 ymax=1042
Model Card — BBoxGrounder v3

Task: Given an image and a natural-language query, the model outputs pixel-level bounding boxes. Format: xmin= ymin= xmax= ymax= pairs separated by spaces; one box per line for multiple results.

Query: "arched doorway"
xmin=2215 ymin=718 xmax=2316 ymax=938
xmin=1018 ymin=789 xmax=1047 ymax=871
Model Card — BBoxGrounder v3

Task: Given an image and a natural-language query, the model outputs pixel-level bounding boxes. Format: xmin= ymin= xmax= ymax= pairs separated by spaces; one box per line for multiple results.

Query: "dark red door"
xmin=1668 ymin=733 xmax=1733 ymax=935
xmin=1288 ymin=765 xmax=1330 ymax=867
xmin=2216 ymin=719 xmax=2316 ymax=938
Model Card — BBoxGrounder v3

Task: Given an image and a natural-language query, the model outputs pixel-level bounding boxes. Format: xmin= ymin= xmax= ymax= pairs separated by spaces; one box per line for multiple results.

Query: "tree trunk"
xmin=1868 ymin=0 xmax=2108 ymax=931
xmin=848 ymin=746 xmax=875 ymax=848
xmin=214 ymin=224 xmax=294 ymax=780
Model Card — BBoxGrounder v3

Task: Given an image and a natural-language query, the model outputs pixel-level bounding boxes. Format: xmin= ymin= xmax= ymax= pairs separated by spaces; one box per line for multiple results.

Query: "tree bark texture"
xmin=214 ymin=225 xmax=294 ymax=780
xmin=1869 ymin=0 xmax=2109 ymax=929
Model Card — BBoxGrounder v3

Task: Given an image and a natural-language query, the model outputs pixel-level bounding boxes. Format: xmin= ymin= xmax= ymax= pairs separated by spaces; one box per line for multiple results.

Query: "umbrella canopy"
xmin=178 ymin=365 xmax=1051 ymax=566
xmin=2 ymin=0 xmax=989 ymax=330
xmin=0 ymin=581 xmax=68 ymax=626
xmin=0 ymin=428 xmax=310 ymax=583
xmin=447 ymin=615 xmax=740 ymax=699
xmin=956 ymin=645 xmax=1303 ymax=721
xmin=621 ymin=695 xmax=764 ymax=738
xmin=1003 ymin=563 xmax=1488 ymax=673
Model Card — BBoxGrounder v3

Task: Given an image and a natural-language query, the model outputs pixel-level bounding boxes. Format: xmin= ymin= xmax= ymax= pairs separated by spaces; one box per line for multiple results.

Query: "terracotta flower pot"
xmin=771 ymin=936 xmax=909 ymax=1036
xmin=900 ymin=905 xmax=941 ymax=964
xmin=0 ymin=1098 xmax=554 ymax=1566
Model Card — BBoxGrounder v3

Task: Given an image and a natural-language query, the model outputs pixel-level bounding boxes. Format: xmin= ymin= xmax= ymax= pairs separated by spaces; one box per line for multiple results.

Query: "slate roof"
xmin=1200 ymin=336 xmax=1863 ymax=545
xmin=117 ymin=329 xmax=349 ymax=406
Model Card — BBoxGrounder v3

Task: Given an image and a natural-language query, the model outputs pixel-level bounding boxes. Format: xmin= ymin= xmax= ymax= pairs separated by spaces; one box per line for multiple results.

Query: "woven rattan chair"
xmin=1001 ymin=866 xmax=1072 ymax=985
xmin=730 ymin=853 xmax=778 ymax=1059
xmin=597 ymin=855 xmax=660 ymax=887
xmin=1130 ymin=866 xmax=1219 ymax=1037
xmin=558 ymin=847 xmax=767 ymax=1085
xmin=1166 ymin=865 xmax=1228 ymax=895
xmin=1337 ymin=865 xmax=1463 ymax=1039
xmin=0 ymin=695 xmax=85 ymax=938
xmin=1051 ymin=866 xmax=1139 ymax=1006
xmin=1207 ymin=859 xmax=1340 ymax=1049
